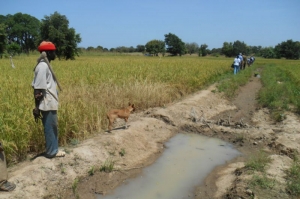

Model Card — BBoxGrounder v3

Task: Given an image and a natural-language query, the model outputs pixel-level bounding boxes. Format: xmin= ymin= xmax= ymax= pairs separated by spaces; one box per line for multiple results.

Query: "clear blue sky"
xmin=1 ymin=0 xmax=300 ymax=49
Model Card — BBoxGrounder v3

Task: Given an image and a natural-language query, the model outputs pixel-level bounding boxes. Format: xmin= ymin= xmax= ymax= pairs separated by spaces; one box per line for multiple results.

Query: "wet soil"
xmin=1 ymin=70 xmax=300 ymax=199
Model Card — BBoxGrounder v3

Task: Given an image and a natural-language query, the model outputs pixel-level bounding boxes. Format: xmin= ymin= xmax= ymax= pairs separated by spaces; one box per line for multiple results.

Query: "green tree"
xmin=260 ymin=47 xmax=276 ymax=58
xmin=185 ymin=42 xmax=199 ymax=55
xmin=115 ymin=46 xmax=129 ymax=53
xmin=87 ymin=46 xmax=95 ymax=51
xmin=221 ymin=42 xmax=233 ymax=57
xmin=0 ymin=15 xmax=6 ymax=24
xmin=96 ymin=45 xmax=103 ymax=52
xmin=145 ymin=40 xmax=165 ymax=56
xmin=40 ymin=11 xmax=81 ymax=60
xmin=274 ymin=39 xmax=300 ymax=59
xmin=7 ymin=42 xmax=21 ymax=55
xmin=248 ymin=45 xmax=261 ymax=55
xmin=296 ymin=42 xmax=300 ymax=59
xmin=274 ymin=43 xmax=283 ymax=59
xmin=206 ymin=48 xmax=211 ymax=55
xmin=4 ymin=13 xmax=40 ymax=54
xmin=211 ymin=48 xmax=222 ymax=54
xmin=200 ymin=44 xmax=208 ymax=56
xmin=0 ymin=23 xmax=7 ymax=58
xmin=232 ymin=40 xmax=248 ymax=56
xmin=164 ymin=33 xmax=185 ymax=56
xmin=136 ymin=45 xmax=145 ymax=52
xmin=129 ymin=46 xmax=135 ymax=53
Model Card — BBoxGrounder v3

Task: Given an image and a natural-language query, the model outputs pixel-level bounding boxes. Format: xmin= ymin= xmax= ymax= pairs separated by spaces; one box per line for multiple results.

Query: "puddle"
xmin=97 ymin=133 xmax=241 ymax=199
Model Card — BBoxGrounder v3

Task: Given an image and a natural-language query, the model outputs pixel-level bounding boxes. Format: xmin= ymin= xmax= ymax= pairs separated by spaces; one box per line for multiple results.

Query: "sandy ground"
xmin=1 ymin=72 xmax=300 ymax=199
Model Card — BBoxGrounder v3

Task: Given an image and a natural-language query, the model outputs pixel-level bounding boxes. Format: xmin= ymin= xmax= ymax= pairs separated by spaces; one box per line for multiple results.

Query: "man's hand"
xmin=34 ymin=90 xmax=43 ymax=101
xmin=33 ymin=107 xmax=42 ymax=123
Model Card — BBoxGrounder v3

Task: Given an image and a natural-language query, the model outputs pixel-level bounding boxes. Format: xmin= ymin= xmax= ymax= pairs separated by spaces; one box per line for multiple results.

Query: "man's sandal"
xmin=45 ymin=150 xmax=65 ymax=159
xmin=55 ymin=151 xmax=65 ymax=157
xmin=0 ymin=181 xmax=16 ymax=192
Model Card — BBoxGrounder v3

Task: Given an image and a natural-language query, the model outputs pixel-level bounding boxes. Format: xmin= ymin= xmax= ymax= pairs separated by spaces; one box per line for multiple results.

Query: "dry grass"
xmin=0 ymin=54 xmax=232 ymax=163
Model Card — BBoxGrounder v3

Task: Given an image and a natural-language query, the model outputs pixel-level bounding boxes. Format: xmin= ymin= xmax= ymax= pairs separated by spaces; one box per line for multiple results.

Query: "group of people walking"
xmin=232 ymin=53 xmax=255 ymax=75
xmin=1 ymin=41 xmax=64 ymax=192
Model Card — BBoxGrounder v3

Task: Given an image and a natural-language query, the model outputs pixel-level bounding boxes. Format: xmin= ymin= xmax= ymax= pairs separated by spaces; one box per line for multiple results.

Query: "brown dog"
xmin=107 ymin=103 xmax=135 ymax=132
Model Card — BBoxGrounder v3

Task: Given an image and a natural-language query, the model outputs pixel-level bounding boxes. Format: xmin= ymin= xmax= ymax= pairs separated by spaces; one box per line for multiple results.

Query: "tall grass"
xmin=258 ymin=60 xmax=300 ymax=116
xmin=0 ymin=54 xmax=232 ymax=163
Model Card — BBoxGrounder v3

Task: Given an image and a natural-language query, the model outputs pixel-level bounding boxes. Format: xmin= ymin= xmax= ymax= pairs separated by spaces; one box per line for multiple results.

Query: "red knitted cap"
xmin=38 ymin=41 xmax=56 ymax=51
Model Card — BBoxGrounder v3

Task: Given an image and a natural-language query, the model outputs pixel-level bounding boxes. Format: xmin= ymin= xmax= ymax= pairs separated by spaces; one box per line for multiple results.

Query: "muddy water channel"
xmin=97 ymin=133 xmax=241 ymax=199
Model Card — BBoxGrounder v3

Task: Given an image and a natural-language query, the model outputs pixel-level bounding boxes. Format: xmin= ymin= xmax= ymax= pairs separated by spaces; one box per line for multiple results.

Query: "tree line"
xmin=221 ymin=40 xmax=300 ymax=59
xmin=0 ymin=12 xmax=299 ymax=60
xmin=0 ymin=12 xmax=81 ymax=60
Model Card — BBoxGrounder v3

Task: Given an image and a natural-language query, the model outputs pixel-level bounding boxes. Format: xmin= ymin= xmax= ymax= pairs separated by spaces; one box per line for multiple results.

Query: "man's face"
xmin=47 ymin=51 xmax=56 ymax=61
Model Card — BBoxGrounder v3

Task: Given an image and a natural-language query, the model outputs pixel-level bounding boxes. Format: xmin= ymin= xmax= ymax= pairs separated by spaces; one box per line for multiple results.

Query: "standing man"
xmin=250 ymin=56 xmax=255 ymax=66
xmin=233 ymin=55 xmax=241 ymax=75
xmin=32 ymin=41 xmax=65 ymax=158
xmin=238 ymin=53 xmax=243 ymax=70
xmin=242 ymin=54 xmax=247 ymax=70
xmin=0 ymin=142 xmax=16 ymax=191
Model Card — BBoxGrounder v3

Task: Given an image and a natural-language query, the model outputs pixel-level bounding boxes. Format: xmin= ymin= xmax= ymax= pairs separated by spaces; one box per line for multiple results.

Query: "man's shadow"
xmin=30 ymin=152 xmax=53 ymax=161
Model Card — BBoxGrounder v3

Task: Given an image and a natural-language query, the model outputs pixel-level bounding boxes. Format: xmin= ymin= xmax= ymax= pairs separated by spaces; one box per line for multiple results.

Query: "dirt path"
xmin=1 ymin=72 xmax=300 ymax=199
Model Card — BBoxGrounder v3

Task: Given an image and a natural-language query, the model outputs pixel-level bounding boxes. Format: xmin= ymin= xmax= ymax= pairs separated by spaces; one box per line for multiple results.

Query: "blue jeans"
xmin=234 ymin=65 xmax=239 ymax=75
xmin=41 ymin=111 xmax=58 ymax=157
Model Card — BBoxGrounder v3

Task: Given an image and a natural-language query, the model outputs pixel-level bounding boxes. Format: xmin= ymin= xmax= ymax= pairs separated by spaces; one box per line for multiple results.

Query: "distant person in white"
xmin=233 ymin=55 xmax=241 ymax=75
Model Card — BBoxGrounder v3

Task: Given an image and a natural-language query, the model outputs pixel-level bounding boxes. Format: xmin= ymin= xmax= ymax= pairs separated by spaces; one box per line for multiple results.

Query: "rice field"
xmin=0 ymin=54 xmax=233 ymax=163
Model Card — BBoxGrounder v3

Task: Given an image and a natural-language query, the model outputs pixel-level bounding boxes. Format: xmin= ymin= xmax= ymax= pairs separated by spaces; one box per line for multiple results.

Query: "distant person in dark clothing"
xmin=247 ymin=56 xmax=255 ymax=67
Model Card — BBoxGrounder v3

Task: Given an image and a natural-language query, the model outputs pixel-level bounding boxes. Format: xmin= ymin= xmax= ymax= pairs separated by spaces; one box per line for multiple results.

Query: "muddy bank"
xmin=1 ymin=75 xmax=300 ymax=199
